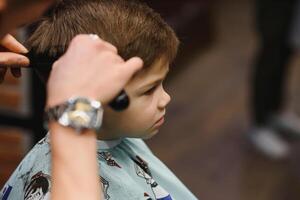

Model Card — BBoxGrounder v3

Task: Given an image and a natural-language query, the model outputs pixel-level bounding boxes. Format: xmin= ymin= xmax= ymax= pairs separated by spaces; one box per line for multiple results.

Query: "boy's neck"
xmin=96 ymin=128 xmax=122 ymax=141
xmin=96 ymin=139 xmax=122 ymax=150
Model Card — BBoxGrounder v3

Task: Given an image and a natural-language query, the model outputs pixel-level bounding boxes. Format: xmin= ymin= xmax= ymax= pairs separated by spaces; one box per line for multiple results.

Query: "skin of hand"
xmin=50 ymin=123 xmax=104 ymax=200
xmin=49 ymin=34 xmax=143 ymax=200
xmin=0 ymin=34 xmax=29 ymax=82
xmin=47 ymin=34 xmax=143 ymax=107
xmin=0 ymin=0 xmax=54 ymax=83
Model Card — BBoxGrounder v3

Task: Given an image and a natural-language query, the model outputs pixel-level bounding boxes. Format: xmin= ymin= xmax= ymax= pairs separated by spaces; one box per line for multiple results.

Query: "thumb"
xmin=123 ymin=57 xmax=143 ymax=78
xmin=0 ymin=52 xmax=30 ymax=67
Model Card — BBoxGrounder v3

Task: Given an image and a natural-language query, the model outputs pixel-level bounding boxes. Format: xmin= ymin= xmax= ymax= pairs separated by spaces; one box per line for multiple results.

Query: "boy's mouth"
xmin=153 ymin=116 xmax=165 ymax=127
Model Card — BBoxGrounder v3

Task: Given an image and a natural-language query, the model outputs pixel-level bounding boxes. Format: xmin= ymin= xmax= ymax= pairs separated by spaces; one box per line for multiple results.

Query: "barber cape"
xmin=0 ymin=134 xmax=198 ymax=200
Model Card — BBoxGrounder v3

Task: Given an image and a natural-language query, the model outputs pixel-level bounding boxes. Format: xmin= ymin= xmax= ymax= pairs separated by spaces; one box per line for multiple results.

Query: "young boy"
xmin=1 ymin=0 xmax=198 ymax=199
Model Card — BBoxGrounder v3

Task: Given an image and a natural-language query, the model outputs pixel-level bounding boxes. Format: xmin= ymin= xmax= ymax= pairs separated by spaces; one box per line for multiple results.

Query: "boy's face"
xmin=99 ymin=58 xmax=171 ymax=140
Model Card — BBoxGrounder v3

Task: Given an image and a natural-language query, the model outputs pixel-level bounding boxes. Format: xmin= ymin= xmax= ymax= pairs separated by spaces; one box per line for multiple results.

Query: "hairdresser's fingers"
xmin=102 ymin=41 xmax=118 ymax=54
xmin=98 ymin=51 xmax=124 ymax=65
xmin=72 ymin=34 xmax=104 ymax=46
xmin=85 ymin=34 xmax=117 ymax=53
xmin=1 ymin=34 xmax=28 ymax=53
xmin=95 ymin=57 xmax=142 ymax=104
xmin=87 ymin=36 xmax=117 ymax=54
xmin=70 ymin=34 xmax=117 ymax=57
xmin=122 ymin=57 xmax=143 ymax=77
xmin=0 ymin=52 xmax=30 ymax=68
xmin=10 ymin=67 xmax=22 ymax=78
xmin=0 ymin=67 xmax=7 ymax=83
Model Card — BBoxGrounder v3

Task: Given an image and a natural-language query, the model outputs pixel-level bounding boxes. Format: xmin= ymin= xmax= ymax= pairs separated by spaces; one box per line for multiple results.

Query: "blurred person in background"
xmin=249 ymin=0 xmax=300 ymax=159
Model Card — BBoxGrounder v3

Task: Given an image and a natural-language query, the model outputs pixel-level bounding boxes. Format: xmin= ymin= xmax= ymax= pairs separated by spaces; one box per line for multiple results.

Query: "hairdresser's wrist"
xmin=50 ymin=122 xmax=97 ymax=154
xmin=46 ymin=91 xmax=100 ymax=108
xmin=50 ymin=122 xmax=102 ymax=200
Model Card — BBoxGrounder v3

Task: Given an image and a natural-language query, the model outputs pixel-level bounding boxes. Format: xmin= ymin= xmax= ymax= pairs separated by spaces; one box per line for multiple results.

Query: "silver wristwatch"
xmin=45 ymin=97 xmax=103 ymax=133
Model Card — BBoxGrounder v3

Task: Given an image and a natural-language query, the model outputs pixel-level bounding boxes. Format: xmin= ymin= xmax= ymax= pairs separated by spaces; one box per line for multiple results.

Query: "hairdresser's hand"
xmin=47 ymin=34 xmax=143 ymax=107
xmin=0 ymin=34 xmax=29 ymax=83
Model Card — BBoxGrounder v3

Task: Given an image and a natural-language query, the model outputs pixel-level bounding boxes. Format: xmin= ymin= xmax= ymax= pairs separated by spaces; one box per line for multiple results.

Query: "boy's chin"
xmin=141 ymin=129 xmax=159 ymax=140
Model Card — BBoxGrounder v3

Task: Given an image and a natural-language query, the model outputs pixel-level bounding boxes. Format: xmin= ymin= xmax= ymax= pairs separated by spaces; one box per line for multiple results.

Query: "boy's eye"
xmin=144 ymin=85 xmax=157 ymax=95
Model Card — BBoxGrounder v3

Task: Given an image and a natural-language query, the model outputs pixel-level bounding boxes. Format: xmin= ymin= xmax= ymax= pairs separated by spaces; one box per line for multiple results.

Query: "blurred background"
xmin=2 ymin=0 xmax=300 ymax=199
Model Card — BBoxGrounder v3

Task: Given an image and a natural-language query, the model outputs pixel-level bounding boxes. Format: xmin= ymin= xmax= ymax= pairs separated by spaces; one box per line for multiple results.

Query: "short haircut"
xmin=27 ymin=0 xmax=179 ymax=72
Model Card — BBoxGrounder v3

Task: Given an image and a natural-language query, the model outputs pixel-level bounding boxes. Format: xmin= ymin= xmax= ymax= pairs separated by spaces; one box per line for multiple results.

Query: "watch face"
xmin=59 ymin=98 xmax=102 ymax=130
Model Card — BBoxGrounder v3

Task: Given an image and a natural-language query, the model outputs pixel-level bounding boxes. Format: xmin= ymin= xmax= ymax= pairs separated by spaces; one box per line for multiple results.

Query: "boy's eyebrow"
xmin=136 ymin=79 xmax=162 ymax=92
xmin=143 ymin=79 xmax=163 ymax=88
xmin=137 ymin=66 xmax=169 ymax=90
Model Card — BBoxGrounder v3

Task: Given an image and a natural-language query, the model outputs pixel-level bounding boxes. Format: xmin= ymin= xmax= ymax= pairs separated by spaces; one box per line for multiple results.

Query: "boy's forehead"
xmin=132 ymin=58 xmax=169 ymax=83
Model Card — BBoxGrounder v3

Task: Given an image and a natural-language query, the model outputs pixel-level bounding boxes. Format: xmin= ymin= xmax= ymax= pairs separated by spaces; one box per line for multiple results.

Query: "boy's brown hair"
xmin=27 ymin=0 xmax=179 ymax=71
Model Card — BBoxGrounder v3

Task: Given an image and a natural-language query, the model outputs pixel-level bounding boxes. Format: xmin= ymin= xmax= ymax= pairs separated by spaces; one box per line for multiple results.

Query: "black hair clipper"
xmin=25 ymin=51 xmax=129 ymax=111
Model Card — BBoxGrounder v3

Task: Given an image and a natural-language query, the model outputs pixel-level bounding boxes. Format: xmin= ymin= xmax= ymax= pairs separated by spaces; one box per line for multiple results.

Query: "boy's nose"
xmin=158 ymin=89 xmax=171 ymax=109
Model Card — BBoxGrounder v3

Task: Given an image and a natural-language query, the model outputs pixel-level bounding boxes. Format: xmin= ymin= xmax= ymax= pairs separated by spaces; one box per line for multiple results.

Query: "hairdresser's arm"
xmin=49 ymin=125 xmax=102 ymax=200
xmin=0 ymin=34 xmax=29 ymax=83
xmin=47 ymin=35 xmax=143 ymax=200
